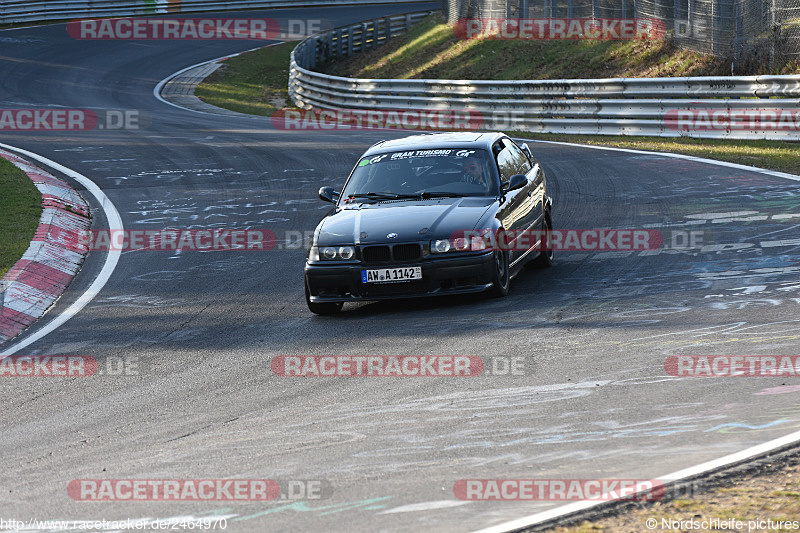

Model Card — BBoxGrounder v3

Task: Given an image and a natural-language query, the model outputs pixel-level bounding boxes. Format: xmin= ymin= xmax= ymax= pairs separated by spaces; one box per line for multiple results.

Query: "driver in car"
xmin=462 ymin=156 xmax=488 ymax=189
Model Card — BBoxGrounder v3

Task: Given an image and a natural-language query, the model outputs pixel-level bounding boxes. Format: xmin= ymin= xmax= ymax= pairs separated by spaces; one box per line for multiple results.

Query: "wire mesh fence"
xmin=444 ymin=0 xmax=800 ymax=65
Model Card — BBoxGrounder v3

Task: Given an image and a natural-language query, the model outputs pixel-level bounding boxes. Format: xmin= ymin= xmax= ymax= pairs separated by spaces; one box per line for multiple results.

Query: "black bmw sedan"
xmin=304 ymin=132 xmax=553 ymax=314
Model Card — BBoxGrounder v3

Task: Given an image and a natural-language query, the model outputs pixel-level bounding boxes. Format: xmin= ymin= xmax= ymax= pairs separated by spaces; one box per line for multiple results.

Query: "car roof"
xmin=363 ymin=132 xmax=506 ymax=156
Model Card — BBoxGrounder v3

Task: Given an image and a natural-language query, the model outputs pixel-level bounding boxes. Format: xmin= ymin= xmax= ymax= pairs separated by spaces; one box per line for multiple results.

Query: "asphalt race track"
xmin=2 ymin=5 xmax=800 ymax=531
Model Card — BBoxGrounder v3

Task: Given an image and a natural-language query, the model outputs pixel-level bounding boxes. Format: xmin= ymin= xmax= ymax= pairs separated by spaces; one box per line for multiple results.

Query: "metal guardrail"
xmin=288 ymin=11 xmax=432 ymax=104
xmin=289 ymin=13 xmax=800 ymax=139
xmin=0 ymin=0 xmax=432 ymax=24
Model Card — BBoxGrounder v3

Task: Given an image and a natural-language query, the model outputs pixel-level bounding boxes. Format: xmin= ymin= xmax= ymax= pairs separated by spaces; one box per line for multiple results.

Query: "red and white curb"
xmin=0 ymin=149 xmax=90 ymax=344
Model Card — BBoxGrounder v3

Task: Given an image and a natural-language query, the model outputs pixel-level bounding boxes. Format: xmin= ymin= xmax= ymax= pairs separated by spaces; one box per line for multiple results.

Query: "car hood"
xmin=317 ymin=198 xmax=496 ymax=246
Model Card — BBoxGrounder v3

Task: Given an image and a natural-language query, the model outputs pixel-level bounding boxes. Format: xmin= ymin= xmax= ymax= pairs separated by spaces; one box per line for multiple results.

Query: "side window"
xmin=496 ymin=147 xmax=518 ymax=183
xmin=503 ymin=139 xmax=532 ymax=175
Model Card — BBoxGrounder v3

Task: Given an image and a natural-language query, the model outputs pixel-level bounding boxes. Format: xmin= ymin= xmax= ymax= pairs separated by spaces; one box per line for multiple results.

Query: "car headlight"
xmin=309 ymin=246 xmax=356 ymax=261
xmin=432 ymin=239 xmax=451 ymax=253
xmin=431 ymin=232 xmax=492 ymax=254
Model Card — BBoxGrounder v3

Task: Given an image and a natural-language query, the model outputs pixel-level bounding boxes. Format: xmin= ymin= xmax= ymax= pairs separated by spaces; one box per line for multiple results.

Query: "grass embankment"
xmin=554 ymin=457 xmax=800 ymax=532
xmin=194 ymin=14 xmax=800 ymax=176
xmin=194 ymin=42 xmax=294 ymax=117
xmin=0 ymin=157 xmax=41 ymax=278
xmin=318 ymin=12 xmax=736 ymax=80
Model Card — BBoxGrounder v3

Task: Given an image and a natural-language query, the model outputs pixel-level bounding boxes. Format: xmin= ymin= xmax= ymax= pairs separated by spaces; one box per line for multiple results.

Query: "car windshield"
xmin=341 ymin=148 xmax=497 ymax=202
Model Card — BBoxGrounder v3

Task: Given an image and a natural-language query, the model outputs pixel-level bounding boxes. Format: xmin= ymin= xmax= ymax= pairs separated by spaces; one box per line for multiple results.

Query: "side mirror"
xmin=318 ymin=186 xmax=340 ymax=203
xmin=504 ymin=174 xmax=527 ymax=193
xmin=520 ymin=143 xmax=533 ymax=161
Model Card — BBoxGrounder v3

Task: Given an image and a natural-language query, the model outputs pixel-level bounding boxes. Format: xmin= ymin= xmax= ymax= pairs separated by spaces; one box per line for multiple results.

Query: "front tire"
xmin=488 ymin=249 xmax=510 ymax=297
xmin=305 ymin=279 xmax=343 ymax=315
xmin=529 ymin=210 xmax=554 ymax=269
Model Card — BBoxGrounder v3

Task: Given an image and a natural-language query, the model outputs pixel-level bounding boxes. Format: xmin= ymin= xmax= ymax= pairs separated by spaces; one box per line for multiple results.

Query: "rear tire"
xmin=305 ymin=279 xmax=343 ymax=315
xmin=529 ymin=211 xmax=554 ymax=269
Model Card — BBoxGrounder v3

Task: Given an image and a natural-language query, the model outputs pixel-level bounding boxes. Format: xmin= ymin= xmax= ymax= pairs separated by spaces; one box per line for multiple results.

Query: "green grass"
xmin=0 ymin=157 xmax=41 ymax=278
xmin=194 ymin=42 xmax=295 ymax=117
xmin=319 ymin=13 xmax=738 ymax=80
xmin=321 ymin=13 xmax=800 ymax=79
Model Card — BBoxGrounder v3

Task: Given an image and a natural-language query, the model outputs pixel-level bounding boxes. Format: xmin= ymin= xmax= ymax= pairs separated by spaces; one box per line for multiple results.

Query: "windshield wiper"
xmin=347 ymin=192 xmax=422 ymax=202
xmin=419 ymin=192 xmax=471 ymax=199
xmin=346 ymin=191 xmax=471 ymax=203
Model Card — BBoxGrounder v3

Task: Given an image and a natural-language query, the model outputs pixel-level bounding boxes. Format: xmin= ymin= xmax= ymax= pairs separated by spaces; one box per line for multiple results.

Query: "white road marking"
xmin=529 ymin=138 xmax=800 ymax=182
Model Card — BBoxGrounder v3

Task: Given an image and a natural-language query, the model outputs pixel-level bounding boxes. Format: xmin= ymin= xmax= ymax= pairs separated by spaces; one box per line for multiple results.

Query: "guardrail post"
xmin=309 ymin=38 xmax=317 ymax=70
xmin=769 ymin=0 xmax=777 ymax=70
xmin=336 ymin=28 xmax=343 ymax=58
xmin=347 ymin=26 xmax=354 ymax=56
xmin=734 ymin=3 xmax=743 ymax=63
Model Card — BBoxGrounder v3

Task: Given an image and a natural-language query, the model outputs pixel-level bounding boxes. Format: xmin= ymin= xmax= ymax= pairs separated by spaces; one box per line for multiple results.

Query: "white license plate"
xmin=362 ymin=267 xmax=422 ymax=283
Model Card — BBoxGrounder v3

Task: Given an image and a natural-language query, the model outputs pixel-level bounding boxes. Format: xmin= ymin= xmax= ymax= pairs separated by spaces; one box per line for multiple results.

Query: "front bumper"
xmin=305 ymin=251 xmax=495 ymax=303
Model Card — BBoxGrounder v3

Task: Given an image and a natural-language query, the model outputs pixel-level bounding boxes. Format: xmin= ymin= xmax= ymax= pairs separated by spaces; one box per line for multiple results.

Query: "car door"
xmin=509 ymin=139 xmax=545 ymax=232
xmin=494 ymin=139 xmax=536 ymax=263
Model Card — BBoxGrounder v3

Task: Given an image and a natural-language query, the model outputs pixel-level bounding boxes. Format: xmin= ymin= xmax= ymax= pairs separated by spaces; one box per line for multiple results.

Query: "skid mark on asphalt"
xmin=706 ymin=421 xmax=790 ymax=433
xmin=378 ymin=500 xmax=470 ymax=514
xmin=91 ymin=294 xmax=188 ymax=308
xmin=756 ymin=384 xmax=800 ymax=395
xmin=129 ymin=258 xmax=266 ymax=282
xmin=232 ymin=497 xmax=393 ymax=521
xmin=197 ymin=372 xmax=800 ymax=476
xmin=126 ymin=195 xmax=326 ymax=226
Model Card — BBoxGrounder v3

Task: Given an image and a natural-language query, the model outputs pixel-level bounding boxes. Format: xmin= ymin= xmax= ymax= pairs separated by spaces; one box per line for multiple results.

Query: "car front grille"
xmin=392 ymin=243 xmax=422 ymax=262
xmin=361 ymin=243 xmax=422 ymax=263
xmin=362 ymin=245 xmax=391 ymax=263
